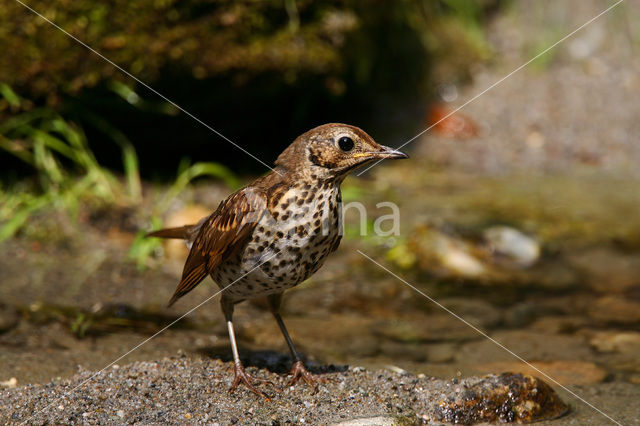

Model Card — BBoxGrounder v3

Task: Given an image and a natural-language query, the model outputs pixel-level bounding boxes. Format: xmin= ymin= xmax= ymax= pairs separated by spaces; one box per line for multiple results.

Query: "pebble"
xmin=471 ymin=360 xmax=607 ymax=385
xmin=588 ymin=331 xmax=640 ymax=354
xmin=589 ymin=296 xmax=640 ymax=324
xmin=483 ymin=225 xmax=540 ymax=267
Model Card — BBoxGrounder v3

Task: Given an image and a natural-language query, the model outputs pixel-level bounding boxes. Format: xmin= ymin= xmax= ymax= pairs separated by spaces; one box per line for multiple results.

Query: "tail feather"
xmin=146 ymin=225 xmax=196 ymax=240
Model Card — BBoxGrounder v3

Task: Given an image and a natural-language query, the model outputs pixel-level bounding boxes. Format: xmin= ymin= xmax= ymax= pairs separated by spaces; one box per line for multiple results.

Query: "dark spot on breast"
xmin=276 ymin=231 xmax=284 ymax=238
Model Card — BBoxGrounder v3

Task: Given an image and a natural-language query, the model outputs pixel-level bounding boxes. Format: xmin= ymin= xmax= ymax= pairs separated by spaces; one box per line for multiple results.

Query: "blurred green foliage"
xmin=0 ymin=86 xmax=238 ymax=252
xmin=1 ymin=1 xmax=502 ymax=175
xmin=1 ymin=0 xmax=497 ymax=101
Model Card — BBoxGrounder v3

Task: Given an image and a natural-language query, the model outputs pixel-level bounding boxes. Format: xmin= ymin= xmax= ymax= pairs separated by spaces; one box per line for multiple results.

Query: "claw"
xmin=287 ymin=360 xmax=329 ymax=393
xmin=228 ymin=363 xmax=280 ymax=398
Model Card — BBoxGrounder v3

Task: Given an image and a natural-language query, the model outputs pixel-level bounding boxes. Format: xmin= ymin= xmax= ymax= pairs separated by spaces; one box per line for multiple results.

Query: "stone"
xmin=332 ymin=416 xmax=396 ymax=426
xmin=161 ymin=204 xmax=211 ymax=261
xmin=408 ymin=226 xmax=487 ymax=278
xmin=568 ymin=248 xmax=640 ymax=293
xmin=456 ymin=331 xmax=592 ymax=363
xmin=483 ymin=225 xmax=540 ymax=268
xmin=433 ymin=373 xmax=568 ymax=424
xmin=471 ymin=360 xmax=607 ymax=385
xmin=373 ymin=314 xmax=479 ymax=343
xmin=588 ymin=296 xmax=640 ymax=324
xmin=0 ymin=304 xmax=19 ymax=334
xmin=588 ymin=331 xmax=640 ymax=354
xmin=439 ymin=297 xmax=502 ymax=329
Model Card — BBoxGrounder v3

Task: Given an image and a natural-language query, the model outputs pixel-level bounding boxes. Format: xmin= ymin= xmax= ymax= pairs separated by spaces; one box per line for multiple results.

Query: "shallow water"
xmin=1 ymin=170 xmax=639 ymax=423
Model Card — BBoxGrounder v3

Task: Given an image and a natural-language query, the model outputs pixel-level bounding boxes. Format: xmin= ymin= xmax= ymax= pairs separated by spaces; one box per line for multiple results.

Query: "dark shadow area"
xmin=196 ymin=345 xmax=347 ymax=375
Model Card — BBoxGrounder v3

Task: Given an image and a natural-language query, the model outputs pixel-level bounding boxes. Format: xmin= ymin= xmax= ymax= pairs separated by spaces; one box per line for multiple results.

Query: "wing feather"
xmin=167 ymin=188 xmax=266 ymax=306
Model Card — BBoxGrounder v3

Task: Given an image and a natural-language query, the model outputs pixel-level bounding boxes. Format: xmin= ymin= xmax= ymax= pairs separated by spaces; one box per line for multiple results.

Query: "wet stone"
xmin=588 ymin=331 xmax=640 ymax=354
xmin=434 ymin=373 xmax=568 ymax=424
xmin=471 ymin=360 xmax=607 ymax=386
xmin=0 ymin=304 xmax=20 ymax=334
xmin=588 ymin=296 xmax=640 ymax=325
xmin=373 ymin=314 xmax=479 ymax=344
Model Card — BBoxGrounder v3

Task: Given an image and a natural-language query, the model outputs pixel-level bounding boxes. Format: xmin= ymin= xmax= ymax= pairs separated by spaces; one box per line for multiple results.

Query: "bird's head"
xmin=275 ymin=123 xmax=408 ymax=179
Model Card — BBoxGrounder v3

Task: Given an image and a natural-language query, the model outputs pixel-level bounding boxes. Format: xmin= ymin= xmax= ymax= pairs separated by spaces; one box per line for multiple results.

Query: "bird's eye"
xmin=338 ymin=136 xmax=354 ymax=152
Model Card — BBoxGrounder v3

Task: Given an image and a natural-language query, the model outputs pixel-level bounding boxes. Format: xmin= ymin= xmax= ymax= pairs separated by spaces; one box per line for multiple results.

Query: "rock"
xmin=424 ymin=343 xmax=457 ymax=363
xmin=161 ymin=204 xmax=211 ymax=261
xmin=408 ymin=226 xmax=487 ymax=278
xmin=568 ymin=248 xmax=640 ymax=293
xmin=588 ymin=296 xmax=640 ymax=324
xmin=483 ymin=226 xmax=540 ymax=268
xmin=528 ymin=315 xmax=591 ymax=334
xmin=433 ymin=373 xmax=568 ymax=424
xmin=378 ymin=342 xmax=457 ymax=363
xmin=0 ymin=304 xmax=19 ymax=333
xmin=373 ymin=314 xmax=479 ymax=343
xmin=439 ymin=298 xmax=502 ymax=329
xmin=471 ymin=361 xmax=607 ymax=385
xmin=0 ymin=377 xmax=17 ymax=388
xmin=588 ymin=331 xmax=640 ymax=354
xmin=332 ymin=416 xmax=396 ymax=426
xmin=456 ymin=331 xmax=593 ymax=363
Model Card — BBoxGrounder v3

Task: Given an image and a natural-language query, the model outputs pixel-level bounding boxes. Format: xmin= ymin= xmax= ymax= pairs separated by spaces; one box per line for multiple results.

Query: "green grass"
xmin=0 ymin=83 xmax=239 ymax=268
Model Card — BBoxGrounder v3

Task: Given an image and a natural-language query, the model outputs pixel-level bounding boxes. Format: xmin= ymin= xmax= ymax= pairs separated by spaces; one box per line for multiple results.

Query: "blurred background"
xmin=1 ymin=0 xmax=640 ymax=419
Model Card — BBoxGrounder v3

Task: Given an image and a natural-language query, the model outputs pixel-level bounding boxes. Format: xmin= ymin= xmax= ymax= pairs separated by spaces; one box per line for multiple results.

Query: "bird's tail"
xmin=146 ymin=225 xmax=196 ymax=240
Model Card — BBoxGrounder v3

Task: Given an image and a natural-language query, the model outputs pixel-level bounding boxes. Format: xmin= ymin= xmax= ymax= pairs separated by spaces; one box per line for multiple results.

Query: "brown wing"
xmin=167 ymin=188 xmax=266 ymax=306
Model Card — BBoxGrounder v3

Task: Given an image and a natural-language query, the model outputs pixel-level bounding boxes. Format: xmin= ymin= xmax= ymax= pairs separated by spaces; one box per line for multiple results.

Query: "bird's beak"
xmin=353 ymin=145 xmax=409 ymax=161
xmin=376 ymin=145 xmax=409 ymax=159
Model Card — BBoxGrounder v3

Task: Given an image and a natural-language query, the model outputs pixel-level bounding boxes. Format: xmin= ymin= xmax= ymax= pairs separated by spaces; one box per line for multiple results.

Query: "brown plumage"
xmin=147 ymin=123 xmax=407 ymax=396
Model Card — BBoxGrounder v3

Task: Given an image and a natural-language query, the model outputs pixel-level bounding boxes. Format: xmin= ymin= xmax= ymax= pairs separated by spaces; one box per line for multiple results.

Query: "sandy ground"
xmin=2 ymin=356 xmax=638 ymax=425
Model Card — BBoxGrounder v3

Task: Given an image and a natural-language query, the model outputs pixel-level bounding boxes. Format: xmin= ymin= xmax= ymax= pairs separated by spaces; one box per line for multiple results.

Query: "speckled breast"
xmin=211 ymin=183 xmax=342 ymax=301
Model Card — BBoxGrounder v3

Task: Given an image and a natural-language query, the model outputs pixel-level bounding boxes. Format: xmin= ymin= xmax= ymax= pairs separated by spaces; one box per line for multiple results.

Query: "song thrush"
xmin=147 ymin=123 xmax=407 ymax=396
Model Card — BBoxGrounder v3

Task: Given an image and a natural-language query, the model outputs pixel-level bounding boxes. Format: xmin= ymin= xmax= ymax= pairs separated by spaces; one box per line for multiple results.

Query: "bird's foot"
xmin=287 ymin=360 xmax=329 ymax=392
xmin=229 ymin=363 xmax=279 ymax=399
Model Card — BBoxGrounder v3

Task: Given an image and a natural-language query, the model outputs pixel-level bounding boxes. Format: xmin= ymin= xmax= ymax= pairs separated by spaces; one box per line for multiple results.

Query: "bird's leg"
xmin=267 ymin=294 xmax=328 ymax=390
xmin=221 ymin=298 xmax=274 ymax=398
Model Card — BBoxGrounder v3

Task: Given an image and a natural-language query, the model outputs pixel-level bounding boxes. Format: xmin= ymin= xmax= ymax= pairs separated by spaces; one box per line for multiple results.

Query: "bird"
xmin=147 ymin=123 xmax=408 ymax=397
